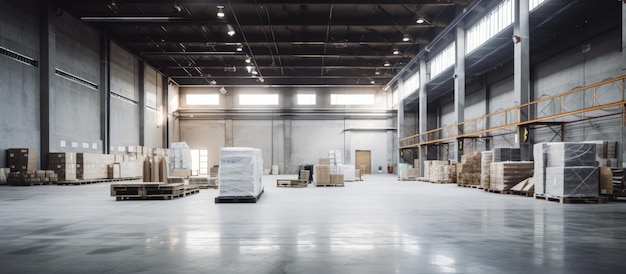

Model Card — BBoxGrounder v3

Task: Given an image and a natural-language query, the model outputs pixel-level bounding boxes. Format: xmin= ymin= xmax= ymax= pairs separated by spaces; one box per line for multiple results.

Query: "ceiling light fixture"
xmin=402 ymin=34 xmax=410 ymax=42
xmin=245 ymin=55 xmax=251 ymax=63
xmin=251 ymin=69 xmax=258 ymax=75
xmin=246 ymin=65 xmax=253 ymax=73
xmin=370 ymin=80 xmax=376 ymax=84
xmin=172 ymin=3 xmax=182 ymax=14
xmin=107 ymin=0 xmax=119 ymax=11
xmin=236 ymin=43 xmax=243 ymax=52
xmin=393 ymin=48 xmax=400 ymax=55
xmin=258 ymin=77 xmax=265 ymax=83
xmin=416 ymin=16 xmax=430 ymax=24
xmin=219 ymin=87 xmax=227 ymax=94
xmin=217 ymin=6 xmax=225 ymax=18
xmin=210 ymin=80 xmax=217 ymax=85
xmin=375 ymin=70 xmax=381 ymax=75
xmin=384 ymin=61 xmax=391 ymax=67
xmin=227 ymin=24 xmax=235 ymax=36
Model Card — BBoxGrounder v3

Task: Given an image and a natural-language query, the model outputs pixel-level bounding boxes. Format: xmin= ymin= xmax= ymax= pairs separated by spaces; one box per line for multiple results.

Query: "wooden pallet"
xmin=485 ymin=189 xmax=511 ymax=194
xmin=115 ymin=186 xmax=200 ymax=201
xmin=7 ymin=181 xmax=55 ymax=186
xmin=510 ymin=190 xmax=534 ymax=197
xmin=315 ymin=184 xmax=345 ymax=187
xmin=535 ymin=194 xmax=608 ymax=204
xmin=457 ymin=184 xmax=481 ymax=189
xmin=276 ymin=179 xmax=308 ymax=188
xmin=58 ymin=177 xmax=142 ymax=186
xmin=215 ymin=188 xmax=264 ymax=203
xmin=398 ymin=177 xmax=417 ymax=181
xmin=192 ymin=184 xmax=218 ymax=189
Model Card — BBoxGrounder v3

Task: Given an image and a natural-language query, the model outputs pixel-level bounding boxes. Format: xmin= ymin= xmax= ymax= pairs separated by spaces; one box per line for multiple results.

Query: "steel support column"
xmin=39 ymin=3 xmax=55 ymax=169
xmin=454 ymin=26 xmax=466 ymax=162
xmin=514 ymin=0 xmax=531 ymax=160
xmin=418 ymin=59 xmax=428 ymax=176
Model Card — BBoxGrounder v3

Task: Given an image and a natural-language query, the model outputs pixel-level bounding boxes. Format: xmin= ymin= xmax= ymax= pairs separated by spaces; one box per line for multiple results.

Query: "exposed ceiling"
xmin=55 ymin=0 xmax=471 ymax=87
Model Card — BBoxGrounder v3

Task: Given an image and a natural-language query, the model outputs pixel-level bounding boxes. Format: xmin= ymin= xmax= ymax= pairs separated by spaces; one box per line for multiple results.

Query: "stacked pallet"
xmin=210 ymin=166 xmax=219 ymax=177
xmin=216 ymin=147 xmax=264 ymax=201
xmin=330 ymin=174 xmax=345 ymax=186
xmin=49 ymin=152 xmax=77 ymax=181
xmin=111 ymin=182 xmax=199 ymax=200
xmin=77 ymin=153 xmax=116 ymax=180
xmin=7 ymin=170 xmax=58 ymax=186
xmin=458 ymin=152 xmax=482 ymax=185
xmin=424 ymin=160 xmax=454 ymax=183
xmin=277 ymin=169 xmax=309 ymax=187
xmin=489 ymin=161 xmax=534 ymax=192
xmin=7 ymin=148 xmax=37 ymax=172
xmin=143 ymin=156 xmax=169 ymax=183
xmin=584 ymin=140 xmax=619 ymax=167
xmin=480 ymin=151 xmax=493 ymax=189
xmin=535 ymin=142 xmax=599 ymax=199
xmin=399 ymin=168 xmax=419 ymax=180
xmin=169 ymin=142 xmax=191 ymax=174
xmin=0 ymin=168 xmax=9 ymax=184
xmin=188 ymin=176 xmax=218 ymax=189
xmin=314 ymin=164 xmax=331 ymax=185
xmin=336 ymin=164 xmax=356 ymax=181
xmin=492 ymin=148 xmax=521 ymax=162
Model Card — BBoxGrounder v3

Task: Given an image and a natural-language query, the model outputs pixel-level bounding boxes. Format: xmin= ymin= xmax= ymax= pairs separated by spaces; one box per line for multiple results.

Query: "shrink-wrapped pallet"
xmin=480 ymin=151 xmax=493 ymax=189
xmin=169 ymin=142 xmax=191 ymax=173
xmin=534 ymin=143 xmax=548 ymax=195
xmin=337 ymin=164 xmax=356 ymax=181
xmin=218 ymin=147 xmax=263 ymax=197
xmin=492 ymin=148 xmax=521 ymax=162
xmin=545 ymin=167 xmax=599 ymax=198
xmin=546 ymin=143 xmax=597 ymax=167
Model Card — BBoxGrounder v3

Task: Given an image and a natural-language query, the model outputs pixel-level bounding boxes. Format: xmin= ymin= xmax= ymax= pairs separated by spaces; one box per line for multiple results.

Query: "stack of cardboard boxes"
xmin=458 ymin=151 xmax=482 ymax=185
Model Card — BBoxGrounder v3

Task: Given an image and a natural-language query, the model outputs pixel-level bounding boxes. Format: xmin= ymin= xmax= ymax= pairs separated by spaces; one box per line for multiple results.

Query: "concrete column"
xmin=483 ymin=81 xmax=491 ymax=150
xmin=284 ymin=119 xmax=292 ymax=173
xmin=514 ymin=0 xmax=531 ymax=160
xmin=162 ymin=76 xmax=169 ymax=148
xmin=397 ymin=78 xmax=405 ymax=166
xmin=100 ymin=35 xmax=110 ymax=154
xmin=225 ymin=119 xmax=233 ymax=147
xmin=623 ymin=1 xmax=626 ymax=73
xmin=138 ymin=62 xmax=145 ymax=146
xmin=418 ymin=59 xmax=428 ymax=176
xmin=39 ymin=3 xmax=55 ymax=168
xmin=454 ymin=26 xmax=466 ymax=162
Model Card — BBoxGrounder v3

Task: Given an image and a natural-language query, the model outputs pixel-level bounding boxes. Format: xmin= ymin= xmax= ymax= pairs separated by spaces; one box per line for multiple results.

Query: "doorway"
xmin=355 ymin=150 xmax=371 ymax=174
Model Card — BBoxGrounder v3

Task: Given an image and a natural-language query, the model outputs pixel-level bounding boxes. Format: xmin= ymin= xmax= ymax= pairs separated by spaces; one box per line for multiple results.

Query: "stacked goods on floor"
xmin=584 ymin=140 xmax=619 ymax=167
xmin=611 ymin=168 xmax=625 ymax=195
xmin=49 ymin=152 xmax=77 ymax=181
xmin=0 ymin=168 xmax=9 ymax=184
xmin=143 ymin=156 xmax=169 ymax=183
xmin=328 ymin=149 xmax=342 ymax=174
xmin=7 ymin=170 xmax=58 ymax=186
xmin=276 ymin=170 xmax=309 ymax=187
xmin=492 ymin=148 xmax=521 ymax=162
xmin=169 ymin=142 xmax=191 ymax=173
xmin=424 ymin=160 xmax=455 ymax=183
xmin=215 ymin=147 xmax=264 ymax=203
xmin=77 ymin=153 xmax=115 ymax=180
xmin=510 ymin=178 xmax=535 ymax=196
xmin=210 ymin=166 xmax=219 ymax=177
xmin=330 ymin=174 xmax=345 ymax=186
xmin=111 ymin=182 xmax=199 ymax=200
xmin=535 ymin=142 xmax=599 ymax=199
xmin=188 ymin=176 xmax=218 ymax=189
xmin=399 ymin=165 xmax=418 ymax=181
xmin=480 ymin=151 xmax=493 ymax=189
xmin=7 ymin=148 xmax=37 ymax=172
xmin=337 ymin=164 xmax=356 ymax=181
xmin=314 ymin=160 xmax=331 ymax=186
xmin=458 ymin=152 xmax=482 ymax=185
xmin=355 ymin=169 xmax=362 ymax=181
xmin=489 ymin=161 xmax=534 ymax=192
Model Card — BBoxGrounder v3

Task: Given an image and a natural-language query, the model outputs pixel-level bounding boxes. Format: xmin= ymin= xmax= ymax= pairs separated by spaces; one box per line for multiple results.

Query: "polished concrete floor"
xmin=1 ymin=174 xmax=626 ymax=273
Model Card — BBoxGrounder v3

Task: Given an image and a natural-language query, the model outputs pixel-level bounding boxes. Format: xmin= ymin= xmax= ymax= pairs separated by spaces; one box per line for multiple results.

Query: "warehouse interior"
xmin=2 ymin=0 xmax=626 ymax=272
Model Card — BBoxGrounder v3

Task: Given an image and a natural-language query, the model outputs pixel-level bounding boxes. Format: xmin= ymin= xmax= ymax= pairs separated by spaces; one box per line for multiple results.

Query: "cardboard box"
xmin=7 ymin=148 xmax=37 ymax=172
xmin=330 ymin=174 xmax=344 ymax=184
xmin=108 ymin=163 xmax=121 ymax=179
xmin=600 ymin=167 xmax=613 ymax=195
xmin=314 ymin=165 xmax=330 ymax=185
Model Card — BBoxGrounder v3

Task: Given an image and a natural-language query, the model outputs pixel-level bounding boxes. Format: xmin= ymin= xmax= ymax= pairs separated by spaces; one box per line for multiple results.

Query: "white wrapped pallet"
xmin=337 ymin=164 xmax=356 ymax=181
xmin=169 ymin=142 xmax=192 ymax=173
xmin=480 ymin=151 xmax=493 ymax=189
xmin=218 ymin=147 xmax=263 ymax=197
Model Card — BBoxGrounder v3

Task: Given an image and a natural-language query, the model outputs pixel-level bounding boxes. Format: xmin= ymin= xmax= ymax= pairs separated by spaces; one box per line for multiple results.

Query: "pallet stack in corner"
xmin=535 ymin=142 xmax=599 ymax=198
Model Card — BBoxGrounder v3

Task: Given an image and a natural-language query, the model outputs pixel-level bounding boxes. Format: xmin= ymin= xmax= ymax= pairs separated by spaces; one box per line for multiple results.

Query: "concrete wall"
xmin=176 ymin=86 xmax=394 ymax=174
xmin=52 ymin=11 xmax=101 ymax=153
xmin=0 ymin=1 xmax=40 ymax=168
xmin=0 ymin=4 xmax=172 ymax=169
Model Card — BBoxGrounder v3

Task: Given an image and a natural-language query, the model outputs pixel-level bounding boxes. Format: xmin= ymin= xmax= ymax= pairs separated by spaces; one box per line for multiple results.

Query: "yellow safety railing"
xmin=399 ymin=75 xmax=626 ymax=149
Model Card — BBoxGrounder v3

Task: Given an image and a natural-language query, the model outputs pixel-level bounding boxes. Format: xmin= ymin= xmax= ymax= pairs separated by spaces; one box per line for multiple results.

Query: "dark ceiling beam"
xmin=81 ymin=16 xmax=438 ymax=28
xmin=128 ymin=41 xmax=426 ymax=46
xmin=67 ymin=0 xmax=456 ymax=5
xmin=170 ymin=75 xmax=391 ymax=79
xmin=163 ymin=65 xmax=402 ymax=69
xmin=142 ymin=53 xmax=413 ymax=58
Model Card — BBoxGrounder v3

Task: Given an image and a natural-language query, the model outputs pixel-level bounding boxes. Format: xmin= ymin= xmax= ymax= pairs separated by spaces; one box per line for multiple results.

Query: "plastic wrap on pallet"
xmin=480 ymin=151 xmax=493 ymax=189
xmin=460 ymin=152 xmax=482 ymax=185
xmin=492 ymin=148 xmax=521 ymax=162
xmin=545 ymin=167 xmax=599 ymax=198
xmin=337 ymin=164 xmax=356 ymax=181
xmin=169 ymin=142 xmax=192 ymax=173
xmin=546 ymin=142 xmax=597 ymax=167
xmin=489 ymin=161 xmax=534 ymax=191
xmin=218 ymin=147 xmax=263 ymax=197
xmin=583 ymin=140 xmax=619 ymax=167
xmin=400 ymin=168 xmax=419 ymax=179
xmin=533 ymin=143 xmax=548 ymax=195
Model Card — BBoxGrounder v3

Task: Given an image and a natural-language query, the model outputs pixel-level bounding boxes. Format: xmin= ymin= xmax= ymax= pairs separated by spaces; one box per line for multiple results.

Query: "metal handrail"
xmin=399 ymin=75 xmax=626 ymax=149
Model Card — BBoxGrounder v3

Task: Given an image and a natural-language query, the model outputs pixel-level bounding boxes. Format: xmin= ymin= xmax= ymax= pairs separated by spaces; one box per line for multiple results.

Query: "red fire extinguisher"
xmin=387 ymin=164 xmax=393 ymax=174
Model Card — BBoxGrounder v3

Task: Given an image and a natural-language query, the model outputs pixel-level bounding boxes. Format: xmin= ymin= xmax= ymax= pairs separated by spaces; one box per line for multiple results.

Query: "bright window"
xmin=429 ymin=42 xmax=455 ymax=78
xmin=403 ymin=72 xmax=420 ymax=99
xmin=239 ymin=94 xmax=279 ymax=105
xmin=330 ymin=94 xmax=375 ymax=105
xmin=186 ymin=94 xmax=219 ymax=105
xmin=297 ymin=94 xmax=316 ymax=105
xmin=530 ymin=0 xmax=547 ymax=11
